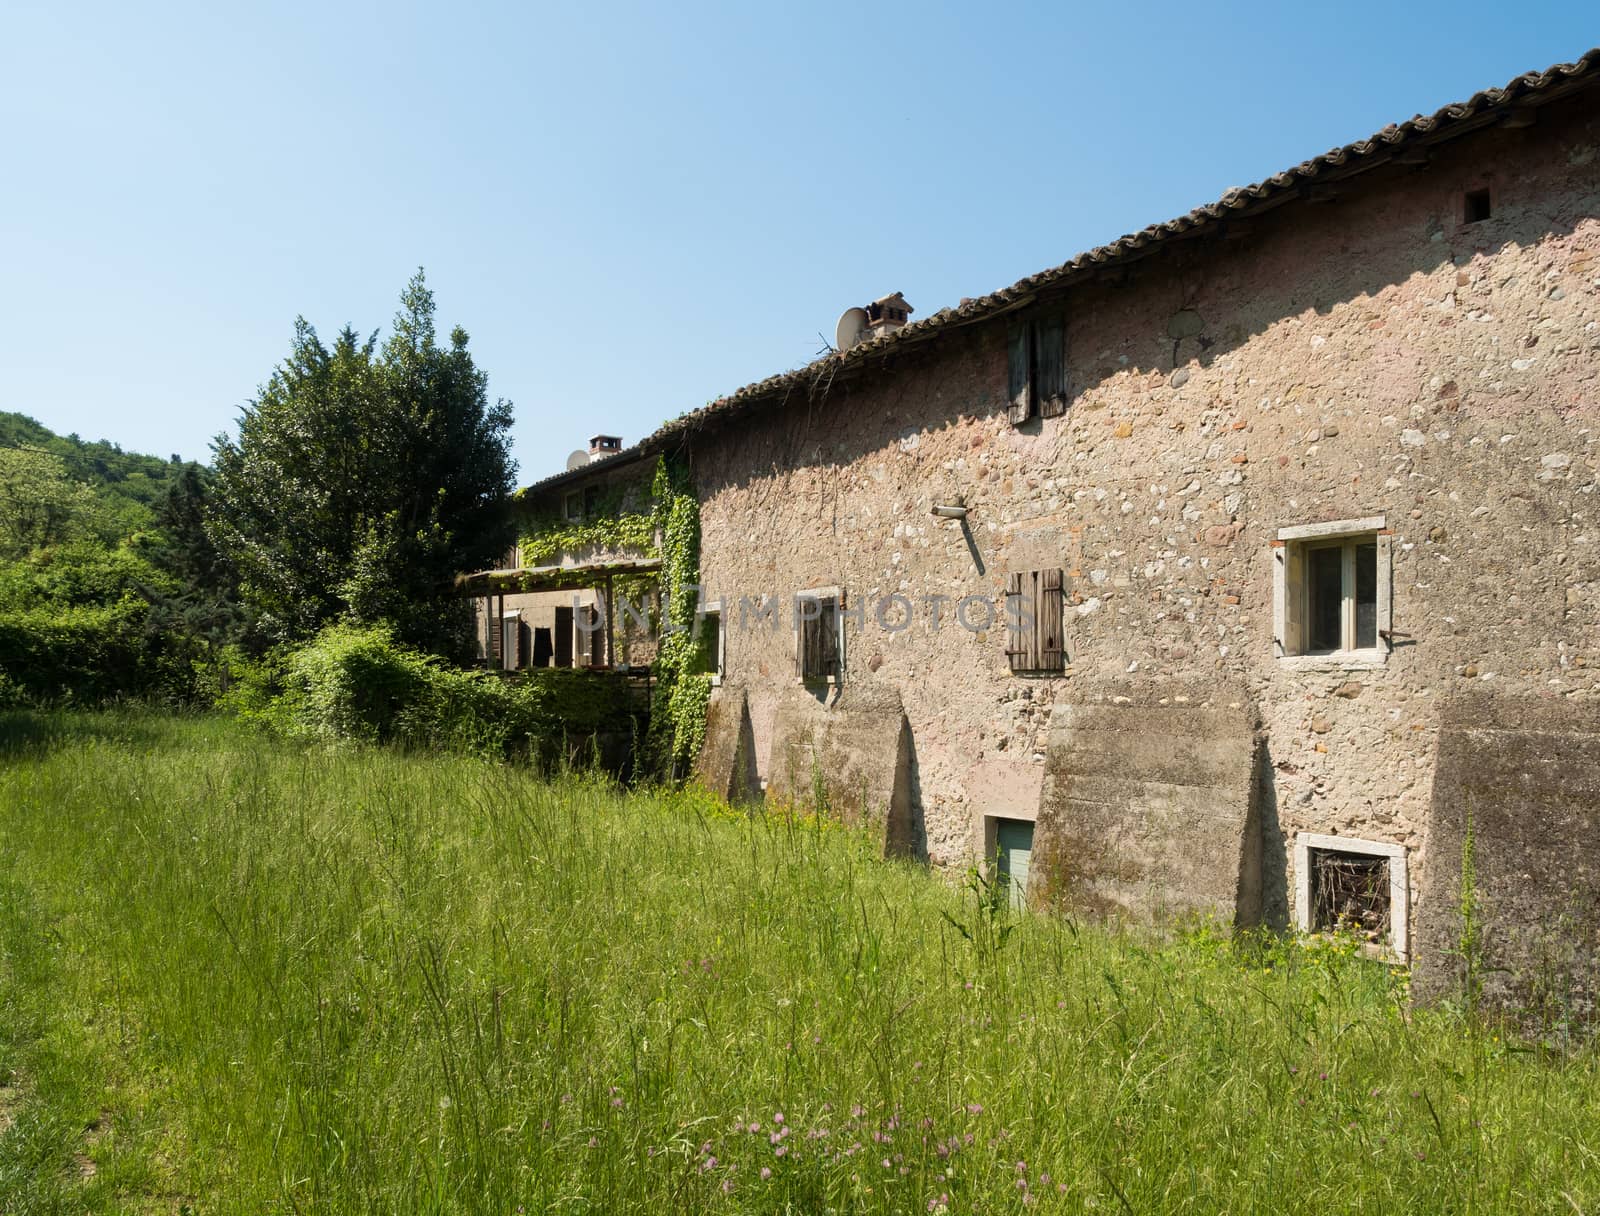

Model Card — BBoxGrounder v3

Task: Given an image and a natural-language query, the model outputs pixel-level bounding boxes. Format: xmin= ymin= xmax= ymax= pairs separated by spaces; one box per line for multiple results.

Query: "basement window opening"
xmin=1294 ymin=832 xmax=1409 ymax=960
xmin=1463 ymin=187 xmax=1492 ymax=224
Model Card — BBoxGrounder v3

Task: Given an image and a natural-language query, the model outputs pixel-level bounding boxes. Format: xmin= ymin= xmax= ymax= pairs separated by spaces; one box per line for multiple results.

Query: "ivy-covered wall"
xmin=647 ymin=457 xmax=714 ymax=778
xmin=511 ymin=455 xmax=713 ymax=781
xmin=515 ymin=476 xmax=655 ymax=566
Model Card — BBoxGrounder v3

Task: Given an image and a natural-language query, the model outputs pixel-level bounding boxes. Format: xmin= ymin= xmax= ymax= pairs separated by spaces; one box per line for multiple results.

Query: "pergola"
xmin=456 ymin=556 xmax=663 ymax=670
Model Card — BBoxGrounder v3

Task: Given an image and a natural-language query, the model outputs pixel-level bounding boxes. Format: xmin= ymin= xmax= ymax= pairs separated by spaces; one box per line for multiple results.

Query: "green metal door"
xmin=996 ymin=819 xmax=1034 ymax=911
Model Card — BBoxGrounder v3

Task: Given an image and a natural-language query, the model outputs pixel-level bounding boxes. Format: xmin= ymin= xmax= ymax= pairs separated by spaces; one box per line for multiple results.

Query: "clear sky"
xmin=2 ymin=2 xmax=1595 ymax=483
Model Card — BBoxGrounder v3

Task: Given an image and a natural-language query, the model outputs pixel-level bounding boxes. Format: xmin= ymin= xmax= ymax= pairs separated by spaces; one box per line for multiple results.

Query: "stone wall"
xmin=687 ymin=92 xmax=1600 ymax=949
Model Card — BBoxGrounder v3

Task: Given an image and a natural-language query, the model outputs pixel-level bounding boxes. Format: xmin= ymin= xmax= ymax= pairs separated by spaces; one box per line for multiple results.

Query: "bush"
xmin=0 ymin=601 xmax=190 ymax=704
xmin=250 ymin=622 xmax=640 ymax=766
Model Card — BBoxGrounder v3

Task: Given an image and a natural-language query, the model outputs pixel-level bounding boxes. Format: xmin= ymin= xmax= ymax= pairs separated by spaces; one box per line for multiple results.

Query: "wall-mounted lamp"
xmin=930 ymin=497 xmax=969 ymax=520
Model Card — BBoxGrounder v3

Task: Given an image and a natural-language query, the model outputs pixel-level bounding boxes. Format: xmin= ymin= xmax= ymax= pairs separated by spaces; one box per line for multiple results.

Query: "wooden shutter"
xmin=1005 ymin=573 xmax=1024 ymax=670
xmin=798 ymin=601 xmax=817 ymax=680
xmin=820 ymin=600 xmax=840 ymax=680
xmin=1281 ymin=544 xmax=1304 ymax=656
xmin=1377 ymin=532 xmax=1394 ymax=653
xmin=1035 ymin=315 xmax=1068 ymax=418
xmin=1007 ymin=323 xmax=1033 ymax=424
xmin=1039 ymin=568 xmax=1064 ymax=670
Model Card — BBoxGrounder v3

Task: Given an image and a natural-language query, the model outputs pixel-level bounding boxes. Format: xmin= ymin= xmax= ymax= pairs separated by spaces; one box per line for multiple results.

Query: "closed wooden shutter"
xmin=1005 ymin=573 xmax=1024 ymax=670
xmin=1006 ymin=570 xmax=1065 ymax=672
xmin=798 ymin=601 xmax=817 ymax=680
xmin=1039 ymin=568 xmax=1064 ymax=670
xmin=820 ymin=600 xmax=839 ymax=680
xmin=1007 ymin=323 xmax=1033 ymax=424
xmin=1035 ymin=314 xmax=1067 ymax=418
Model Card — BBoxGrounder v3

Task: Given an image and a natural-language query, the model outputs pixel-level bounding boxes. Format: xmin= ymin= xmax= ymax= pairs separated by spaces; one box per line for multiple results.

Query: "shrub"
xmin=0 ymin=601 xmax=188 ymax=704
xmin=253 ymin=622 xmax=641 ymax=766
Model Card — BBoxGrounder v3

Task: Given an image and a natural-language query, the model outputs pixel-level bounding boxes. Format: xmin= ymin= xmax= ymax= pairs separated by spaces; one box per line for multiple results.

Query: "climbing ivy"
xmin=517 ymin=479 xmax=654 ymax=565
xmin=516 ymin=456 xmax=712 ymax=779
xmin=649 ymin=456 xmax=713 ymax=778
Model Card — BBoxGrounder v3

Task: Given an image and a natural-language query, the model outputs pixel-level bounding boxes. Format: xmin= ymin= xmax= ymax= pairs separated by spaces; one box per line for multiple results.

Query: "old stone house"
xmin=475 ymin=50 xmax=1600 ymax=1015
xmin=466 ymin=434 xmax=661 ymax=671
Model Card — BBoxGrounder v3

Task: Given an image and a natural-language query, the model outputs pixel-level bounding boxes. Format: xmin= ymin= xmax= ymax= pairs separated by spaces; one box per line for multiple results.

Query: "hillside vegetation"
xmin=1 ymin=711 xmax=1597 ymax=1214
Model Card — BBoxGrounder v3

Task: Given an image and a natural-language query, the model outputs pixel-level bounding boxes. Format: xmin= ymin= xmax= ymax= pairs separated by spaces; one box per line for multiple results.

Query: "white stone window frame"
xmin=1272 ymin=516 xmax=1391 ymax=672
xmin=702 ymin=599 xmax=726 ymax=686
xmin=793 ymin=586 xmax=845 ymax=687
xmin=1294 ymin=831 xmax=1409 ymax=962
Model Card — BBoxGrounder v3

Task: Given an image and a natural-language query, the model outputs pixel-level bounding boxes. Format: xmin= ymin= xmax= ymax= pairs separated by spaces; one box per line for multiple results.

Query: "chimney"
xmin=865 ymin=292 xmax=913 ymax=339
xmin=588 ymin=434 xmax=622 ymax=461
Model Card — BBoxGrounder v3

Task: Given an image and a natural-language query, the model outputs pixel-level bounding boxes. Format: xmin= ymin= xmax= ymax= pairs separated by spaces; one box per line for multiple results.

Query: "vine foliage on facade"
xmin=648 ymin=457 xmax=713 ymax=778
xmin=514 ymin=456 xmax=712 ymax=779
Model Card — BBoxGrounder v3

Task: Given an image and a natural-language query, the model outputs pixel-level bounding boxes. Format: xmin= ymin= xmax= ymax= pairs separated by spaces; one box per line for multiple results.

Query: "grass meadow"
xmin=0 ymin=709 xmax=1597 ymax=1213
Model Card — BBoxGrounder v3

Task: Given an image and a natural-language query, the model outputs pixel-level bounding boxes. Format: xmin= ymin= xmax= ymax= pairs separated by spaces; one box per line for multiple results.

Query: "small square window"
xmin=1274 ymin=518 xmax=1390 ymax=664
xmin=1294 ymin=833 xmax=1409 ymax=960
xmin=1463 ymin=187 xmax=1492 ymax=224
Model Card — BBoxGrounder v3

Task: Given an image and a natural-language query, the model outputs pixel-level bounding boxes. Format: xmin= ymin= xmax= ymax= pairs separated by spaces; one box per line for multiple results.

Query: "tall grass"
xmin=0 ymin=709 xmax=1597 ymax=1213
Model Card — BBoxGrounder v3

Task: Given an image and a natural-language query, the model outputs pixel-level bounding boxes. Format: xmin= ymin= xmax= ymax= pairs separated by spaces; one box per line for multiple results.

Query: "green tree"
xmin=0 ymin=449 xmax=105 ymax=558
xmin=208 ymin=271 xmax=516 ymax=656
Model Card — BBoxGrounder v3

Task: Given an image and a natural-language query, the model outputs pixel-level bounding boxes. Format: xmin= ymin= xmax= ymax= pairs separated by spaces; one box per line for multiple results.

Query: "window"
xmin=700 ymin=602 xmax=726 ymax=685
xmin=1004 ymin=569 xmax=1065 ymax=674
xmin=794 ymin=589 xmax=843 ymax=685
xmin=500 ymin=611 xmax=523 ymax=670
xmin=1007 ymin=313 xmax=1068 ymax=424
xmin=563 ymin=491 xmax=583 ymax=522
xmin=1273 ymin=518 xmax=1390 ymax=665
xmin=1463 ymin=186 xmax=1492 ymax=224
xmin=1294 ymin=833 xmax=1409 ymax=960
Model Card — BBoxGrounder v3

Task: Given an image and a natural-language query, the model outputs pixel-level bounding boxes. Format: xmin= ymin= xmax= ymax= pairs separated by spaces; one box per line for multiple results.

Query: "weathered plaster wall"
xmin=1414 ymin=693 xmax=1600 ymax=1023
xmin=690 ymin=95 xmax=1600 ymax=939
xmin=1034 ymin=689 xmax=1262 ymax=926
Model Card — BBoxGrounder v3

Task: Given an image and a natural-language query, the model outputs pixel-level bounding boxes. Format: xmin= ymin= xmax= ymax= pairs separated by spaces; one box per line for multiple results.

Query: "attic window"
xmin=1463 ymin=187 xmax=1492 ymax=224
xmin=1294 ymin=833 xmax=1409 ymax=960
xmin=1007 ymin=314 xmax=1068 ymax=425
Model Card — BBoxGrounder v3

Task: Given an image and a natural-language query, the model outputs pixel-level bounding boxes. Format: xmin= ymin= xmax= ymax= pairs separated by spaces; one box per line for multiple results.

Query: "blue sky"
xmin=2 ymin=2 xmax=1594 ymax=482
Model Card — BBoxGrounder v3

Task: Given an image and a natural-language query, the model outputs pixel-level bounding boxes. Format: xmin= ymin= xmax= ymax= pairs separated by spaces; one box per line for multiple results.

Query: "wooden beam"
xmin=605 ymin=572 xmax=616 ymax=669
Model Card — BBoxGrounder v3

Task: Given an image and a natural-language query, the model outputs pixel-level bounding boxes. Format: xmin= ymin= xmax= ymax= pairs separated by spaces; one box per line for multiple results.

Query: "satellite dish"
xmin=835 ymin=306 xmax=869 ymax=353
xmin=565 ymin=449 xmax=590 ymax=471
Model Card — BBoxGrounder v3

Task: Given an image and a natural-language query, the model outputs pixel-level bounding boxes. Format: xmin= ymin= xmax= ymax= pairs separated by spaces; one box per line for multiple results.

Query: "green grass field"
xmin=0 ymin=710 xmax=1597 ymax=1213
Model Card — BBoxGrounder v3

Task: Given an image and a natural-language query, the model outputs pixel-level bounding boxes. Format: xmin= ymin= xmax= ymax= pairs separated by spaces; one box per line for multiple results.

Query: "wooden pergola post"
xmin=604 ymin=572 xmax=616 ymax=668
